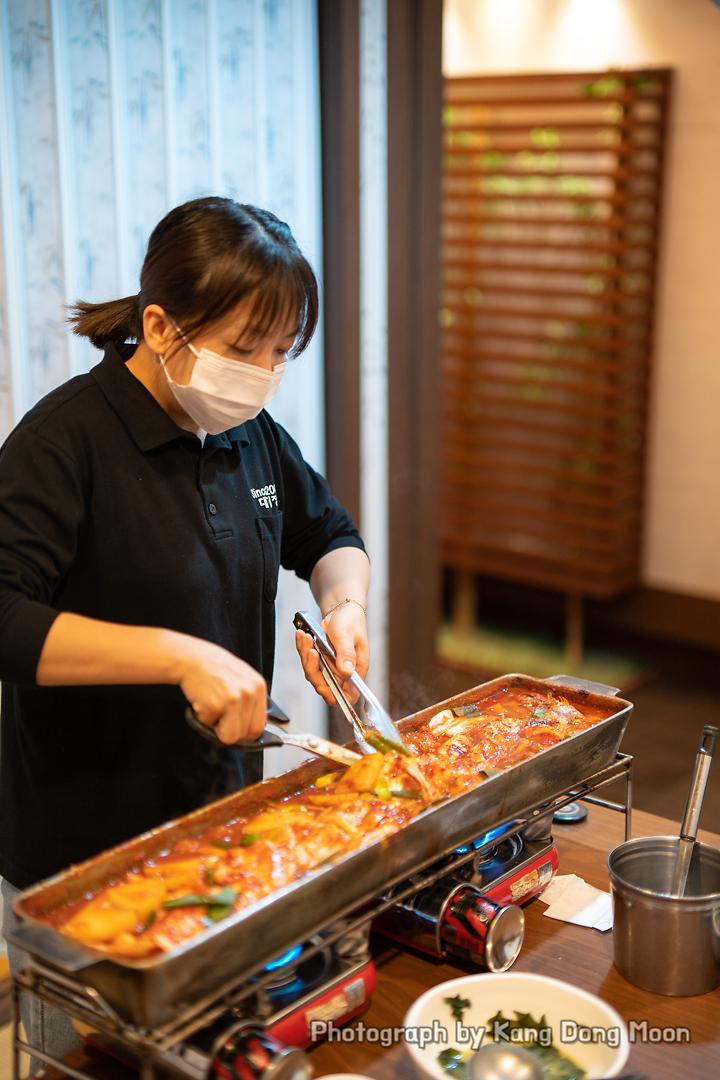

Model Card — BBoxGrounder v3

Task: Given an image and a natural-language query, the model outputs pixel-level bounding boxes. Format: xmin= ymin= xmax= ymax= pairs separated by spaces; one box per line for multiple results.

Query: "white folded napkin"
xmin=539 ymin=873 xmax=613 ymax=932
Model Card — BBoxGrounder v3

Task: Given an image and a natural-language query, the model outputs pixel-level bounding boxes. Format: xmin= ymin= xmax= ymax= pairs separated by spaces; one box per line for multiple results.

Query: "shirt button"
xmin=208 ymin=503 xmax=217 ymax=515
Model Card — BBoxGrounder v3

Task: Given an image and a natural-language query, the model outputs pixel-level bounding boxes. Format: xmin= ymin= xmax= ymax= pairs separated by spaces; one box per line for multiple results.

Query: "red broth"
xmin=42 ymin=687 xmax=612 ymax=958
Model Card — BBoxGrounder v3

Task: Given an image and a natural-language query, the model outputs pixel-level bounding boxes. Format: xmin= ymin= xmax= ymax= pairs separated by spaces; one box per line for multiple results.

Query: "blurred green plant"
xmin=530 ymin=127 xmax=561 ymax=149
xmin=582 ymin=75 xmax=624 ymax=98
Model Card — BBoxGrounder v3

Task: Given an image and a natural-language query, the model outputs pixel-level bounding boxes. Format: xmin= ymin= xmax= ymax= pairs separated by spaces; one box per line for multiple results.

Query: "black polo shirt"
xmin=0 ymin=343 xmax=364 ymax=888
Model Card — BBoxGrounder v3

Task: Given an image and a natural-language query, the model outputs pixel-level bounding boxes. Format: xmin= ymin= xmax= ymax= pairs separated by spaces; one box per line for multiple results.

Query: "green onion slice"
xmin=136 ymin=909 xmax=156 ymax=934
xmin=365 ymin=732 xmax=411 ymax=757
xmin=205 ymin=904 xmax=233 ymax=923
xmin=164 ymin=887 xmax=237 ymax=910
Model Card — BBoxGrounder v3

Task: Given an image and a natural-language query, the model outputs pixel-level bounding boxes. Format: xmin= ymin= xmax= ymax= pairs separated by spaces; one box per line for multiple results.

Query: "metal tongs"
xmin=293 ymin=610 xmax=409 ymax=755
xmin=185 ymin=698 xmax=361 ymax=767
xmin=670 ymin=724 xmax=718 ymax=897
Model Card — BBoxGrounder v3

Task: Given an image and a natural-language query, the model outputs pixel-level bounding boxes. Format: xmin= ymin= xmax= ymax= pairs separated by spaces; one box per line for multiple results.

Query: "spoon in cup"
xmin=468 ymin=1043 xmax=646 ymax=1080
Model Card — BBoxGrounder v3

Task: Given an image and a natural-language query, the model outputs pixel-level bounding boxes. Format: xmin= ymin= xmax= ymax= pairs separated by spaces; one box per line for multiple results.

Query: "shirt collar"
xmin=91 ymin=343 xmax=250 ymax=451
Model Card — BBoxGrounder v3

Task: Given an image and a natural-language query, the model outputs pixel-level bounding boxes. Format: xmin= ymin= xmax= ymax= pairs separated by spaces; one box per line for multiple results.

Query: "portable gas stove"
xmin=12 ymin=752 xmax=632 ymax=1080
xmin=372 ymin=818 xmax=559 ymax=970
xmin=11 ymin=658 xmax=635 ymax=1080
xmin=77 ymin=926 xmax=377 ymax=1080
xmin=80 ymin=819 xmax=556 ymax=1078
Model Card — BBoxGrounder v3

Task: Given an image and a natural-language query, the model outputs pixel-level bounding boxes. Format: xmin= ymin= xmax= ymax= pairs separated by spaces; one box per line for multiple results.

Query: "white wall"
xmin=0 ymin=0 xmax=327 ymax=773
xmin=360 ymin=0 xmax=389 ymax=706
xmin=444 ymin=0 xmax=720 ymax=601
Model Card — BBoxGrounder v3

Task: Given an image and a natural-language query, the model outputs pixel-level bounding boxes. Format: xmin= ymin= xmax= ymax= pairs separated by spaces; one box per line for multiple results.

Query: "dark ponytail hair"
xmin=68 ymin=198 xmax=318 ymax=357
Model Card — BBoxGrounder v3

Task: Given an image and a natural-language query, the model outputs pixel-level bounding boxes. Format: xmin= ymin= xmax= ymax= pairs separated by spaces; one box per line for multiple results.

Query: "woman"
xmin=0 ymin=197 xmax=370 ymax=1065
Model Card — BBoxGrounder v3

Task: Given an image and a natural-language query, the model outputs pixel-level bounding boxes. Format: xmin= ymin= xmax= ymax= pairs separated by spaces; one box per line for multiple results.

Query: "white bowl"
xmin=403 ymin=972 xmax=630 ymax=1079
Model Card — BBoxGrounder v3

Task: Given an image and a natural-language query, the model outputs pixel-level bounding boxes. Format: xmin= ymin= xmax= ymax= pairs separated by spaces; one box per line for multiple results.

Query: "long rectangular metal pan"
xmin=9 ymin=673 xmax=632 ymax=1029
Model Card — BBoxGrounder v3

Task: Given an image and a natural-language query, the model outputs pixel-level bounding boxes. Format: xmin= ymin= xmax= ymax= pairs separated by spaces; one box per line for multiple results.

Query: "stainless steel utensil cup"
xmin=609 ymin=836 xmax=720 ymax=996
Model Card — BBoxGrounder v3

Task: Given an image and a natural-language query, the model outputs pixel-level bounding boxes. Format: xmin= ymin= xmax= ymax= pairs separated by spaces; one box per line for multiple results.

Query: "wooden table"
xmin=308 ymin=805 xmax=720 ymax=1079
xmin=46 ymin=805 xmax=720 ymax=1080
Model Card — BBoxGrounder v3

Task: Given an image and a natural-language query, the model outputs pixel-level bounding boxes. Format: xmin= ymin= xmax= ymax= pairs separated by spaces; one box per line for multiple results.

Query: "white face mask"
xmin=159 ymin=325 xmax=287 ymax=436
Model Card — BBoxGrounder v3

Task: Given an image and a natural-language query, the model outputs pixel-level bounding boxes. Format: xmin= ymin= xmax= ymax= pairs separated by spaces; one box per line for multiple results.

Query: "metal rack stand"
xmin=11 ymin=753 xmax=633 ymax=1080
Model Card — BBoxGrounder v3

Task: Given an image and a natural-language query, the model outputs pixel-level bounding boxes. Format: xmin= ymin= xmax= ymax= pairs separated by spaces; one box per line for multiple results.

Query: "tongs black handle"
xmin=266 ymin=698 xmax=291 ymax=726
xmin=294 ymin=611 xmax=339 ymax=666
xmin=185 ymin=698 xmax=288 ymax=750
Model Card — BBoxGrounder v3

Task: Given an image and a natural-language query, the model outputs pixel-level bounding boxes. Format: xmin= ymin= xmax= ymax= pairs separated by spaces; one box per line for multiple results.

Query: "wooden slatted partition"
xmin=441 ymin=70 xmax=671 ymax=602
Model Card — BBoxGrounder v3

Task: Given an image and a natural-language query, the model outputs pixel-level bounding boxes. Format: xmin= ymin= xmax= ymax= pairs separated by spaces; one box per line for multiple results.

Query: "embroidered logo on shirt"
xmin=251 ymin=484 xmax=278 ymax=510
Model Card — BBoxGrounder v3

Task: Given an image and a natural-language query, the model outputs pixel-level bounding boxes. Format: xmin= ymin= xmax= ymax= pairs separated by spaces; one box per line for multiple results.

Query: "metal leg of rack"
xmin=580 ymin=753 xmax=633 ymax=841
xmin=12 ymin=986 xmax=95 ymax=1080
xmin=11 ymin=972 xmax=124 ymax=1080
xmin=625 ymin=757 xmax=633 ymax=841
xmin=11 ymin=983 xmax=20 ymax=1080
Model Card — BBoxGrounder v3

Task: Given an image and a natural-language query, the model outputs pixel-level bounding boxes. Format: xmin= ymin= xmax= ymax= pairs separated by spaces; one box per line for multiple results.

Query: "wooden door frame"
xmin=318 ymin=0 xmax=362 ymax=526
xmin=318 ymin=0 xmax=443 ymax=712
xmin=386 ymin=0 xmax=443 ymax=711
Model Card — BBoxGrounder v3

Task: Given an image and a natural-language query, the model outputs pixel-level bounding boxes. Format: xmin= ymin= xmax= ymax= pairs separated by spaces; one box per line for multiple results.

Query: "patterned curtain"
xmin=0 ymin=0 xmax=326 ymax=765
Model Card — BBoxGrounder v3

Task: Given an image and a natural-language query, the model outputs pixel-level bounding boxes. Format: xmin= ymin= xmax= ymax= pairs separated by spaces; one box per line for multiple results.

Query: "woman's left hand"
xmin=299 ymin=546 xmax=371 ymax=705
xmin=295 ymin=601 xmax=369 ymax=706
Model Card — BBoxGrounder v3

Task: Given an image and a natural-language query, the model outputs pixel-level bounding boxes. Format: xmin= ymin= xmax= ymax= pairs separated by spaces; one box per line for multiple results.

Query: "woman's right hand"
xmin=36 ymin=613 xmax=267 ymax=747
xmin=175 ymin=637 xmax=267 ymax=745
